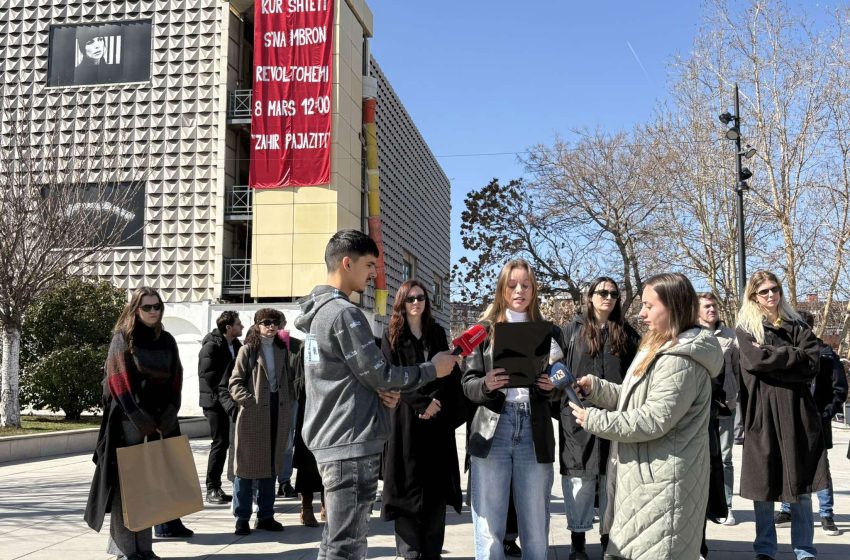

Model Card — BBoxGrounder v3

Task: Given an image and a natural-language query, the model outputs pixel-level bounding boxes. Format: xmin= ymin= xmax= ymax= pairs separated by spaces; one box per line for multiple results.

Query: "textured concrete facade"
xmin=372 ymin=58 xmax=451 ymax=327
xmin=1 ymin=0 xmax=452 ymax=413
xmin=0 ymin=0 xmax=230 ymax=303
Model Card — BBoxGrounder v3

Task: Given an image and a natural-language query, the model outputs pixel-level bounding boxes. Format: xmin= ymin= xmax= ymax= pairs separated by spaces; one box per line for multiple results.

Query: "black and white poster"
xmin=67 ymin=182 xmax=146 ymax=247
xmin=47 ymin=20 xmax=152 ymax=87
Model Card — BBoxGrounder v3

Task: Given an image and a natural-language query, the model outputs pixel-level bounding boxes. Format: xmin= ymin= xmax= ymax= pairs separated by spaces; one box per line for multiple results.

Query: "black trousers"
xmin=394 ymin=493 xmax=448 ymax=560
xmin=204 ymin=404 xmax=230 ymax=490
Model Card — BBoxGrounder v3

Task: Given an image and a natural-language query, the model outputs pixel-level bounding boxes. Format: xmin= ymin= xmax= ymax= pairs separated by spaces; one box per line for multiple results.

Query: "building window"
xmin=432 ymin=275 xmax=443 ymax=310
xmin=402 ymin=252 xmax=417 ymax=280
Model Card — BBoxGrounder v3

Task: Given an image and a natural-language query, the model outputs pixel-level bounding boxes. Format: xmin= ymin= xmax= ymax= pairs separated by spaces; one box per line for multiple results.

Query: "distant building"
xmin=450 ymin=302 xmax=483 ymax=339
xmin=0 ymin=0 xmax=451 ymax=414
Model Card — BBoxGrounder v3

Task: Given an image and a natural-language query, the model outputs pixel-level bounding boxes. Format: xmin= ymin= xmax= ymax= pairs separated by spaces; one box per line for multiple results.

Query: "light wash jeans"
xmin=754 ymin=495 xmax=816 ymax=559
xmin=718 ymin=414 xmax=735 ymax=509
xmin=317 ymin=453 xmax=380 ymax=560
xmin=562 ymin=474 xmax=607 ymax=532
xmin=470 ymin=402 xmax=554 ymax=560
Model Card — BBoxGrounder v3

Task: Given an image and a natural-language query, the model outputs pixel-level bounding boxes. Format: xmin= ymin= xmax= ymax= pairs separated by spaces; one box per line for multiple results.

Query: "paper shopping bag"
xmin=116 ymin=435 xmax=203 ymax=531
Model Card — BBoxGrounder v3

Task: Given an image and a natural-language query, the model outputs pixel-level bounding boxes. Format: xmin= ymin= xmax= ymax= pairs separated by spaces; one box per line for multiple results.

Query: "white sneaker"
xmin=722 ymin=511 xmax=737 ymax=526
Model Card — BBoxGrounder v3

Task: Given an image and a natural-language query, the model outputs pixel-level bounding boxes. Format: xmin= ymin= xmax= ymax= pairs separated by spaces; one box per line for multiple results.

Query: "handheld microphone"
xmin=548 ymin=362 xmax=585 ymax=409
xmin=451 ymin=324 xmax=488 ymax=356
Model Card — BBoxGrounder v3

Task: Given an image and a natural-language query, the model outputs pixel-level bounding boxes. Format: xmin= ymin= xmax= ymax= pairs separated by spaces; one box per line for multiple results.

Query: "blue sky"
xmin=367 ymin=1 xmax=705 ymax=262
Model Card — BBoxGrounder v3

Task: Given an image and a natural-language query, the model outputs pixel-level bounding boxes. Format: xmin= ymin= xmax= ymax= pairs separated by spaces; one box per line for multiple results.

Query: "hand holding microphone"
xmin=433 ymin=324 xmax=489 ymax=378
xmin=548 ymin=362 xmax=585 ymax=409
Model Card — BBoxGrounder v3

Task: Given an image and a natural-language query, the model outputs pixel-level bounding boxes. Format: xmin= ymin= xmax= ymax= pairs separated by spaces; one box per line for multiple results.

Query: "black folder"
xmin=492 ymin=321 xmax=553 ymax=388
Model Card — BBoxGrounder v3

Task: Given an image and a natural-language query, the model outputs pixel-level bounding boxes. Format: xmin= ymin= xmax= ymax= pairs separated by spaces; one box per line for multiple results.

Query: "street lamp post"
xmin=720 ymin=83 xmax=754 ymax=300
xmin=733 ymin=85 xmax=747 ymax=300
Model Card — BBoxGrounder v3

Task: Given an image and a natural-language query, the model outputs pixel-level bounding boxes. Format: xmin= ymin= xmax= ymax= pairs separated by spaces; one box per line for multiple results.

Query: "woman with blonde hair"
xmin=85 ymin=287 xmax=189 ymax=560
xmin=463 ymin=259 xmax=559 ymax=560
xmin=735 ymin=271 xmax=827 ymax=560
xmin=569 ymin=273 xmax=722 ymax=560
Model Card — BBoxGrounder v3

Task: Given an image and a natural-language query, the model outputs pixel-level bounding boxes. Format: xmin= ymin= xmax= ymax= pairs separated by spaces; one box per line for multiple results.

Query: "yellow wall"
xmin=252 ymin=0 xmax=372 ymax=298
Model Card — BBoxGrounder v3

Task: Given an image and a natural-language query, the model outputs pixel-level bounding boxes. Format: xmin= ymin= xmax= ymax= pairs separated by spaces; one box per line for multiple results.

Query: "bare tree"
xmin=451 ymin=178 xmax=594 ymax=305
xmin=523 ymin=129 xmax=660 ymax=309
xmin=0 ymin=104 xmax=143 ymax=427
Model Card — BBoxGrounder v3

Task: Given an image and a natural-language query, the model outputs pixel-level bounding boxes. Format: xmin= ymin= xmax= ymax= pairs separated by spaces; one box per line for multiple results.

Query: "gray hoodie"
xmin=294 ymin=285 xmax=437 ymax=463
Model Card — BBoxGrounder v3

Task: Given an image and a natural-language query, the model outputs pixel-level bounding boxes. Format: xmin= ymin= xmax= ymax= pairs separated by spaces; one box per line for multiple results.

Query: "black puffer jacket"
xmin=198 ymin=329 xmax=242 ymax=409
xmin=556 ymin=315 xmax=640 ymax=476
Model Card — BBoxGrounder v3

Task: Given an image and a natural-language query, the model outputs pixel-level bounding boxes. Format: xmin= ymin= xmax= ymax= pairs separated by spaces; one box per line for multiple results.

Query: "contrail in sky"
xmin=626 ymin=41 xmax=651 ymax=81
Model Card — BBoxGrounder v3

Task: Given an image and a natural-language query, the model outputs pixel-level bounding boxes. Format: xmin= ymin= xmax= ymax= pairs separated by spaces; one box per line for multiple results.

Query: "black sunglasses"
xmin=139 ymin=303 xmax=162 ymax=313
xmin=593 ymin=290 xmax=619 ymax=300
xmin=405 ymin=294 xmax=426 ymax=303
xmin=756 ymin=286 xmax=781 ymax=297
xmin=258 ymin=319 xmax=281 ymax=327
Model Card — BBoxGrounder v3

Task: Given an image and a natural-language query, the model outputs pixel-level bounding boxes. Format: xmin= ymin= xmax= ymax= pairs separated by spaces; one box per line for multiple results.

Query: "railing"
xmin=223 ymin=258 xmax=251 ymax=293
xmin=225 ymin=185 xmax=252 ymax=219
xmin=228 ymin=89 xmax=253 ymax=121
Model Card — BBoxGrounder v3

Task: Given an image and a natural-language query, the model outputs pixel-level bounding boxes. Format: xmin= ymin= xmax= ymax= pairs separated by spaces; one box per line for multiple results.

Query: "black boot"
xmin=154 ymin=518 xmax=193 ymax=538
xmin=569 ymin=531 xmax=588 ymax=560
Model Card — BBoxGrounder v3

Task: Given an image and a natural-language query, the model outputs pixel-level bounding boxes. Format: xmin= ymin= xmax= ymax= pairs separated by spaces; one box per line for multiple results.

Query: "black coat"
xmin=736 ymin=319 xmax=829 ymax=502
xmin=812 ymin=342 xmax=848 ymax=449
xmin=381 ymin=323 xmax=466 ymax=519
xmin=84 ymin=398 xmax=181 ymax=532
xmin=198 ymin=329 xmax=242 ymax=409
xmin=556 ymin=315 xmax=640 ymax=476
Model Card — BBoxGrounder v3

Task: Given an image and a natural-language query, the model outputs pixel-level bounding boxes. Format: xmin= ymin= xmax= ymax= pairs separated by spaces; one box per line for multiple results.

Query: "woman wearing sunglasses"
xmin=569 ymin=273 xmax=722 ymax=560
xmin=86 ymin=287 xmax=189 ymax=560
xmin=557 ymin=277 xmax=640 ymax=559
xmin=380 ymin=280 xmax=466 ymax=559
xmin=227 ymin=308 xmax=294 ymax=536
xmin=735 ymin=271 xmax=828 ymax=560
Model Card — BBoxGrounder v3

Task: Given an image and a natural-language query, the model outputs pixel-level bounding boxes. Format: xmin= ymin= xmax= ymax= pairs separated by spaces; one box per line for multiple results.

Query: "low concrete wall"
xmin=0 ymin=417 xmax=209 ymax=464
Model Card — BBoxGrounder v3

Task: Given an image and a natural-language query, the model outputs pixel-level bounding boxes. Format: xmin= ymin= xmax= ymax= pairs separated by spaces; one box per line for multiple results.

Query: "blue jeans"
xmin=781 ymin=485 xmax=833 ymax=518
xmin=562 ymin=474 xmax=607 ymax=532
xmin=317 ymin=453 xmax=380 ymax=560
xmin=232 ymin=476 xmax=275 ymax=521
xmin=278 ymin=401 xmax=299 ymax=485
xmin=781 ymin=458 xmax=833 ymax=517
xmin=754 ymin=495 xmax=816 ymax=559
xmin=470 ymin=402 xmax=554 ymax=560
xmin=718 ymin=414 xmax=735 ymax=509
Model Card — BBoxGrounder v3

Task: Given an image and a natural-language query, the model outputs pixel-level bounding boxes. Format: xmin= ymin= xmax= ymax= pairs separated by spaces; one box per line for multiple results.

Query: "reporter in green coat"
xmin=569 ymin=273 xmax=722 ymax=560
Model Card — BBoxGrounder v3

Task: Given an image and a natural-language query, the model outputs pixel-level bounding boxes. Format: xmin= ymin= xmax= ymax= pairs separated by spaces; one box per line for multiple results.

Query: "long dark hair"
xmin=581 ymin=276 xmax=629 ymax=357
xmin=113 ymin=286 xmax=163 ymax=354
xmin=243 ymin=308 xmax=286 ymax=352
xmin=387 ymin=279 xmax=434 ymax=350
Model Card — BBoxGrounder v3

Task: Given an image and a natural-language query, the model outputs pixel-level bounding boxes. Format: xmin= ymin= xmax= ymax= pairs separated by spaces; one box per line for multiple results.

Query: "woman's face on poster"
xmin=84 ymin=37 xmax=105 ymax=61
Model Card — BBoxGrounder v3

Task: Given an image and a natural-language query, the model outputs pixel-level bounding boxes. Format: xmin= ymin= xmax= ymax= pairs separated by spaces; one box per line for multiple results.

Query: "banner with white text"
xmin=249 ymin=0 xmax=334 ymax=189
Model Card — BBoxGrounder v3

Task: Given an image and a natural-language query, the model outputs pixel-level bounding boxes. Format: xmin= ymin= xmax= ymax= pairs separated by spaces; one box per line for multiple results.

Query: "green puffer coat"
xmin=583 ymin=328 xmax=722 ymax=560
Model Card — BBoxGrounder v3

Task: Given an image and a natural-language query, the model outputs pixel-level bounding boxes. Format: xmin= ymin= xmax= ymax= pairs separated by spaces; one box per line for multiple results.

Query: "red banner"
xmin=249 ymin=0 xmax=334 ymax=189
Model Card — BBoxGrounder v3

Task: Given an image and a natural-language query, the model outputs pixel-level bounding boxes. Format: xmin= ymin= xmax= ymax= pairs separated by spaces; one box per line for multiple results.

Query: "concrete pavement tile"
xmin=0 ymin=423 xmax=848 ymax=559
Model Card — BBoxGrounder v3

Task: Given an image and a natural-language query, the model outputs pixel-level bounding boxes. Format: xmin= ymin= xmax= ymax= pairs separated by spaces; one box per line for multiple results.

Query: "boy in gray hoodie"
xmin=294 ymin=229 xmax=457 ymax=560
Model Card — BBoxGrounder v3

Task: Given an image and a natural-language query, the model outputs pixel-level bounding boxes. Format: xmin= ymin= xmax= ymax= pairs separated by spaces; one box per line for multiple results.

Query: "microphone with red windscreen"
xmin=451 ymin=324 xmax=488 ymax=356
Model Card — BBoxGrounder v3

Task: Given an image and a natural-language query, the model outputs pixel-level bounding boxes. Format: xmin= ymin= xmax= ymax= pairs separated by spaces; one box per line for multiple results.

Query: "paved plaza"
xmin=1 ymin=425 xmax=849 ymax=559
